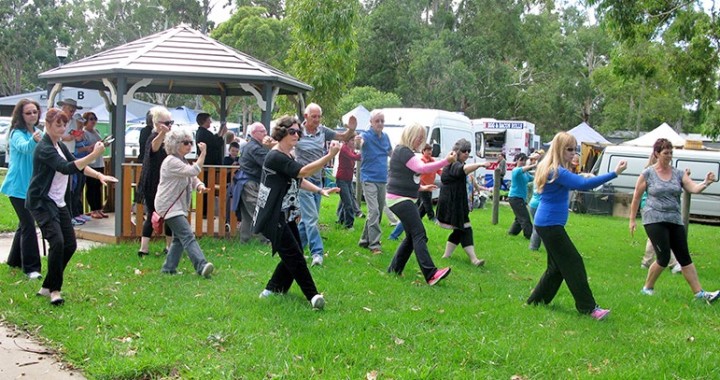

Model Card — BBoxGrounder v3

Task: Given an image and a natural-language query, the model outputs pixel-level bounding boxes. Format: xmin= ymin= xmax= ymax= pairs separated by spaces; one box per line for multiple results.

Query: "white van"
xmin=591 ymin=145 xmax=720 ymax=218
xmin=379 ymin=108 xmax=475 ymax=162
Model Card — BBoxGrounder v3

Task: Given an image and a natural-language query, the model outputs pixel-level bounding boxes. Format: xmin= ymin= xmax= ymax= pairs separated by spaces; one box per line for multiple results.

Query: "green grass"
xmin=2 ymin=197 xmax=720 ymax=379
xmin=0 ymin=169 xmax=15 ymax=232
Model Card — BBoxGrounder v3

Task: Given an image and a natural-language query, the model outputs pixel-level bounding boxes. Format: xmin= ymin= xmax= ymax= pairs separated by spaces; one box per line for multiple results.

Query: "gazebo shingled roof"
xmin=38 ymin=25 xmax=312 ymax=237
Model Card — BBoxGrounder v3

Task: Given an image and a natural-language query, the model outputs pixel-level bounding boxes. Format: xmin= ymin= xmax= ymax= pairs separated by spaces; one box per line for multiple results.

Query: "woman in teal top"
xmin=507 ymin=153 xmax=536 ymax=239
xmin=0 ymin=99 xmax=43 ymax=279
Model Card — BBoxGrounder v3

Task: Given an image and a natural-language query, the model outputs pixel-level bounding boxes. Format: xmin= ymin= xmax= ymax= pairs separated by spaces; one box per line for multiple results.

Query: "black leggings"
xmin=644 ymin=222 xmax=692 ymax=267
xmin=447 ymin=227 xmax=473 ymax=247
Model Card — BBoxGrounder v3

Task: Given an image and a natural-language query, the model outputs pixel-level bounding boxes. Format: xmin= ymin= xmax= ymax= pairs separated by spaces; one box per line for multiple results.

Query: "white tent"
xmin=621 ymin=123 xmax=686 ymax=147
xmin=87 ymin=103 xmax=141 ymax=123
xmin=342 ymin=105 xmax=371 ymax=131
xmin=568 ymin=122 xmax=611 ymax=145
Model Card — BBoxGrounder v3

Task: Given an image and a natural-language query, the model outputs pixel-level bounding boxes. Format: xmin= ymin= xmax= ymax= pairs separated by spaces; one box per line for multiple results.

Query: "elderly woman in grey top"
xmin=156 ymin=127 xmax=214 ymax=278
xmin=629 ymin=138 xmax=718 ymax=302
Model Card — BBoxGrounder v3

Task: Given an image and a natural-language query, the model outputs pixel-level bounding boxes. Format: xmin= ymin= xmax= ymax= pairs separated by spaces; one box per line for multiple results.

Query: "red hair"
xmin=45 ymin=108 xmax=70 ymax=125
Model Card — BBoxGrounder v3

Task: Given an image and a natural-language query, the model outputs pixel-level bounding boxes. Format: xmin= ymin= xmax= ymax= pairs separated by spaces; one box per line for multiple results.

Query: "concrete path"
xmin=1 ymin=232 xmax=99 ymax=380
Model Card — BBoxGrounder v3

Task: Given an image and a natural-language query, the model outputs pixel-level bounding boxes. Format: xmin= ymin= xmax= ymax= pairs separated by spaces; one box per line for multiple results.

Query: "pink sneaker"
xmin=427 ymin=267 xmax=451 ymax=286
xmin=590 ymin=307 xmax=610 ymax=321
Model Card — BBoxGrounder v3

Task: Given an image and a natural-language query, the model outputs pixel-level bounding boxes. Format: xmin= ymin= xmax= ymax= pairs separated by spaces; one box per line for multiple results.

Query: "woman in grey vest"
xmin=629 ymin=138 xmax=718 ymax=302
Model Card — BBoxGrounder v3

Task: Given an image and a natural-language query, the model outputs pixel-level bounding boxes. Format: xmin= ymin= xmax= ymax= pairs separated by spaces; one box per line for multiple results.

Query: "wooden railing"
xmin=120 ymin=163 xmax=239 ymax=239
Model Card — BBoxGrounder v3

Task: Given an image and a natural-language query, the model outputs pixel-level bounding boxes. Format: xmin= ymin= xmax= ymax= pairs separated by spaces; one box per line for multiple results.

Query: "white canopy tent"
xmin=568 ymin=122 xmax=611 ymax=145
xmin=621 ymin=123 xmax=686 ymax=147
xmin=342 ymin=105 xmax=371 ymax=131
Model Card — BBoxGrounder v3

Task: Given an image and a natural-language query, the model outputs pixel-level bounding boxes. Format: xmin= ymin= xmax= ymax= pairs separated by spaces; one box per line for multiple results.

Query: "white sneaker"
xmin=696 ymin=290 xmax=720 ymax=303
xmin=671 ymin=264 xmax=682 ymax=274
xmin=311 ymin=294 xmax=325 ymax=310
xmin=640 ymin=287 xmax=654 ymax=296
xmin=259 ymin=289 xmax=274 ymax=298
xmin=27 ymin=271 xmax=42 ymax=280
xmin=201 ymin=262 xmax=214 ymax=278
xmin=311 ymin=254 xmax=324 ymax=267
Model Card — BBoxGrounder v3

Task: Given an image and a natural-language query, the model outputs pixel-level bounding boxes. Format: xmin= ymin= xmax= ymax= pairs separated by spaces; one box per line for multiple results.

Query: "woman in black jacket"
xmin=26 ymin=108 xmax=117 ymax=305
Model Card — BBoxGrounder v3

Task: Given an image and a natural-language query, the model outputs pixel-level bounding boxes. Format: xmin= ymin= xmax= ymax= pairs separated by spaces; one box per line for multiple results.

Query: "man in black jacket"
xmin=195 ymin=113 xmax=226 ymax=218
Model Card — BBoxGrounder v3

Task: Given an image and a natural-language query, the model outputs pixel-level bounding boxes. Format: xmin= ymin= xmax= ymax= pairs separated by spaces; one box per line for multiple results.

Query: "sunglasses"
xmin=87 ymin=118 xmax=97 ymax=121
xmin=566 ymin=147 xmax=576 ymax=152
xmin=181 ymin=140 xmax=193 ymax=146
xmin=160 ymin=120 xmax=174 ymax=126
xmin=288 ymin=128 xmax=303 ymax=137
xmin=460 ymin=149 xmax=470 ymax=153
xmin=23 ymin=110 xmax=39 ymax=115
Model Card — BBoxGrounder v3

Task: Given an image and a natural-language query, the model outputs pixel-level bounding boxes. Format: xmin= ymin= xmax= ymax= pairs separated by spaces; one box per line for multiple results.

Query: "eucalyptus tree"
xmin=0 ymin=0 xmax=86 ymax=95
xmin=286 ymin=0 xmax=360 ymax=124
xmin=588 ymin=0 xmax=720 ymax=136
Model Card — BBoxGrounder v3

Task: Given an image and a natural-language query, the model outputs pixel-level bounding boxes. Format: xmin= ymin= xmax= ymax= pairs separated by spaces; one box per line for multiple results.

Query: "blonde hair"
xmin=534 ymin=132 xmax=577 ymax=193
xmin=398 ymin=122 xmax=425 ymax=151
xmin=150 ymin=106 xmax=171 ymax=130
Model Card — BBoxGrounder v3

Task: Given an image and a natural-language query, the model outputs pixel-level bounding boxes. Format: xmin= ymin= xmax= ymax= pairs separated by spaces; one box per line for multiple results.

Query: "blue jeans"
xmin=389 ymin=222 xmax=404 ymax=240
xmin=298 ymin=178 xmax=324 ymax=257
xmin=162 ymin=215 xmax=209 ymax=274
xmin=336 ymin=179 xmax=355 ymax=228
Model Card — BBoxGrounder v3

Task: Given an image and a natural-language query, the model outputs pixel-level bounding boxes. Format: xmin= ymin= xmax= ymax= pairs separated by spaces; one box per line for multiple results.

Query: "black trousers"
xmin=70 ymin=173 xmax=86 ymax=217
xmin=6 ymin=197 xmax=41 ymax=273
xmin=266 ymin=221 xmax=319 ymax=301
xmin=416 ymin=191 xmax=435 ymax=220
xmin=388 ymin=200 xmax=438 ymax=281
xmin=31 ymin=206 xmax=76 ymax=292
xmin=141 ymin=192 xmax=171 ymax=238
xmin=448 ymin=226 xmax=473 ymax=247
xmin=644 ymin=222 xmax=692 ymax=267
xmin=508 ymin=196 xmax=533 ymax=239
xmin=527 ymin=225 xmax=597 ymax=314
xmin=85 ymin=167 xmax=104 ymax=211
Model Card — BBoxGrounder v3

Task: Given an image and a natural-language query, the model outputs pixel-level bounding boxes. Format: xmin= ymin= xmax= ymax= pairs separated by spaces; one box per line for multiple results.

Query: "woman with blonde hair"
xmin=386 ymin=123 xmax=455 ymax=286
xmin=629 ymin=138 xmax=718 ymax=302
xmin=137 ymin=106 xmax=174 ymax=257
xmin=527 ymin=132 xmax=627 ymax=320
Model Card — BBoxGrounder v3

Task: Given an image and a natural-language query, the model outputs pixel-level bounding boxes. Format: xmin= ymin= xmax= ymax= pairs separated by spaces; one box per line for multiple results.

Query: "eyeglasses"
xmin=288 ymin=128 xmax=303 ymax=137
xmin=23 ymin=110 xmax=39 ymax=115
xmin=181 ymin=140 xmax=193 ymax=146
xmin=566 ymin=147 xmax=576 ymax=152
xmin=160 ymin=120 xmax=174 ymax=126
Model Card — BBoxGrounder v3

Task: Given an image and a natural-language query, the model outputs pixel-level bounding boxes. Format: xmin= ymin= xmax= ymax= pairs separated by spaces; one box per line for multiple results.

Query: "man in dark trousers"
xmin=195 ymin=113 xmax=226 ymax=218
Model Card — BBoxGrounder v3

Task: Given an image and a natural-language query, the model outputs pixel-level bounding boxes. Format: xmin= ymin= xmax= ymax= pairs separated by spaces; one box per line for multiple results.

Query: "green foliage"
xmin=2 ymin=200 xmax=720 ymax=378
xmin=336 ymin=86 xmax=402 ymax=119
xmin=211 ymin=6 xmax=290 ymax=68
xmin=0 ymin=170 xmax=14 ymax=232
xmin=286 ymin=0 xmax=360 ymax=124
xmin=354 ymin=0 xmax=428 ymax=92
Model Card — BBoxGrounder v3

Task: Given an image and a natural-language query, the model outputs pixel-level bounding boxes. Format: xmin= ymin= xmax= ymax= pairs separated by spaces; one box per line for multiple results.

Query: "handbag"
xmin=152 ymin=188 xmax=186 ymax=234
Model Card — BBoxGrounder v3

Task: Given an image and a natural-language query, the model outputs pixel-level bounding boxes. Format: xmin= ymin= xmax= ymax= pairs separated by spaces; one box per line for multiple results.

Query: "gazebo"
xmin=38 ymin=25 xmax=313 ymax=238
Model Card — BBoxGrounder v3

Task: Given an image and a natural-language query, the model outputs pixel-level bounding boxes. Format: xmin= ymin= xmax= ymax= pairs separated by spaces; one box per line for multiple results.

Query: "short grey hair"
xmin=164 ymin=127 xmax=193 ymax=156
xmin=453 ymin=138 xmax=471 ymax=153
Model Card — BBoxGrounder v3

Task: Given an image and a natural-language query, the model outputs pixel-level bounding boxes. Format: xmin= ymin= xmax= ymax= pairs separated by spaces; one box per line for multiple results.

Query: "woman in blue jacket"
xmin=527 ymin=132 xmax=626 ymax=320
xmin=0 ymin=99 xmax=43 ymax=279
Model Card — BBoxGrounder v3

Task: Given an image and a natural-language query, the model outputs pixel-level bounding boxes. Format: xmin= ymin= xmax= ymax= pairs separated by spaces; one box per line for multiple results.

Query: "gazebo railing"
xmin=121 ymin=163 xmax=239 ymax=239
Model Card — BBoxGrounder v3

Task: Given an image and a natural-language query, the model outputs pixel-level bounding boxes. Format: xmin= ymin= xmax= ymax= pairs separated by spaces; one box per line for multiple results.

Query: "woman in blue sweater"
xmin=1 ymin=99 xmax=43 ymax=279
xmin=527 ymin=132 xmax=626 ymax=320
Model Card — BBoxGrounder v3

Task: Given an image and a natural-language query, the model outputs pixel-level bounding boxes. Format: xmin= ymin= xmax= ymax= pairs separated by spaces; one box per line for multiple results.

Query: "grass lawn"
xmin=1 ymin=196 xmax=720 ymax=379
xmin=0 ymin=169 xmax=15 ymax=232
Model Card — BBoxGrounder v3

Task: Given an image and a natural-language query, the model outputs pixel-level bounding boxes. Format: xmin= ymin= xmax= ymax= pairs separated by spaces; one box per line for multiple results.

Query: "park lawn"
xmin=1 ymin=197 xmax=720 ymax=379
xmin=0 ymin=169 xmax=15 ymax=232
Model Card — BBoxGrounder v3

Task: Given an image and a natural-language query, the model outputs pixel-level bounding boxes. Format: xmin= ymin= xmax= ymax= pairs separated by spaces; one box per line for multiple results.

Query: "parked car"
xmin=124 ymin=123 xmax=146 ymax=158
xmin=0 ymin=116 xmax=11 ymax=167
